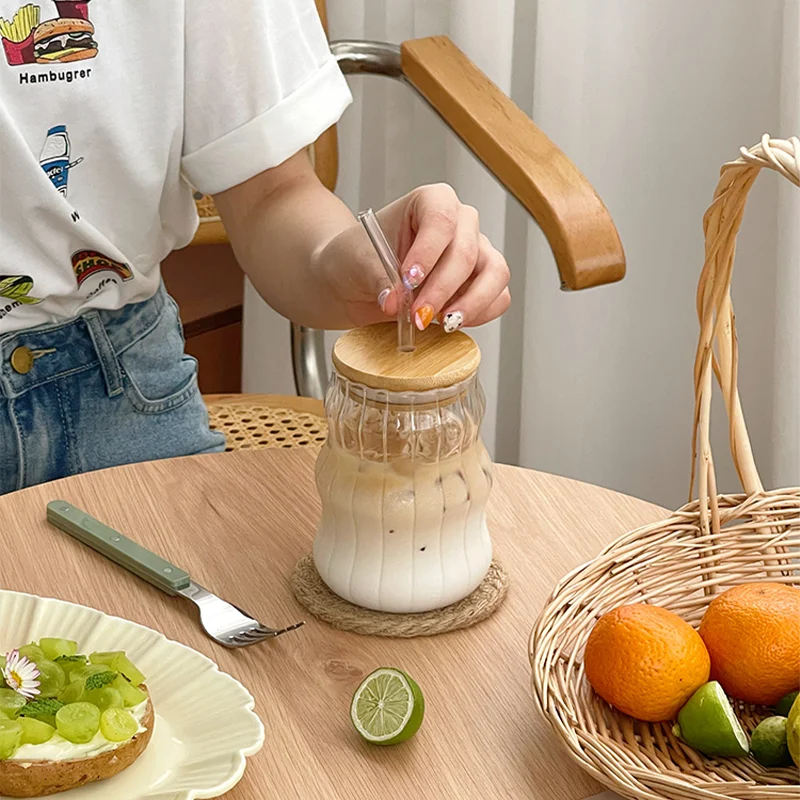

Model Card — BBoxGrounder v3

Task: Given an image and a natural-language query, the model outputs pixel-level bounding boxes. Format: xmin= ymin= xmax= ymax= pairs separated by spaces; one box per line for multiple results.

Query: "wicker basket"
xmin=530 ymin=136 xmax=800 ymax=800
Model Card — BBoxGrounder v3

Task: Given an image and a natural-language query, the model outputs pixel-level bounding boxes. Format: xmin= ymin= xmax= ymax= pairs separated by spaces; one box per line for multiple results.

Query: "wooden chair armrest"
xmin=401 ymin=36 xmax=625 ymax=290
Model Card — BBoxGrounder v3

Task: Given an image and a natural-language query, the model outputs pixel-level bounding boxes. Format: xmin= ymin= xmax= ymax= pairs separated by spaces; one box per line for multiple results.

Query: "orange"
xmin=584 ymin=604 xmax=711 ymax=722
xmin=699 ymin=582 xmax=800 ymax=705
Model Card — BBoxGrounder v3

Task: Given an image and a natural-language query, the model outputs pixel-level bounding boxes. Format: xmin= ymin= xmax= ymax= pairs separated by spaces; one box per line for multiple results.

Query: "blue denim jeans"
xmin=0 ymin=285 xmax=226 ymax=495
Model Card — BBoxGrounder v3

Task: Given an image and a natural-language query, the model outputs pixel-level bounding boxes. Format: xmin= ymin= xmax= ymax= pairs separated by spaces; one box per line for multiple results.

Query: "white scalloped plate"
xmin=0 ymin=590 xmax=265 ymax=800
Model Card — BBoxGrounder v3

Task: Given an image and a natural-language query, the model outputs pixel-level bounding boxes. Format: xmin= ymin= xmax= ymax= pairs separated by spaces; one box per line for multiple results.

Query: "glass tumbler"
xmin=313 ymin=323 xmax=494 ymax=613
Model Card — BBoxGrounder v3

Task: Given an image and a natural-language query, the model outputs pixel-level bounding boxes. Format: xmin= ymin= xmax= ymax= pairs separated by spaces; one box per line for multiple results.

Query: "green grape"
xmin=39 ymin=639 xmax=78 ymax=662
xmin=0 ymin=719 xmax=22 ymax=759
xmin=88 ymin=651 xmax=120 ymax=666
xmin=19 ymin=717 xmax=55 ymax=745
xmin=36 ymin=660 xmax=66 ymax=699
xmin=99 ymin=707 xmax=138 ymax=743
xmin=55 ymin=702 xmax=100 ymax=744
xmin=111 ymin=675 xmax=147 ymax=708
xmin=112 ymin=654 xmax=145 ymax=686
xmin=57 ymin=681 xmax=85 ymax=705
xmin=83 ymin=688 xmax=123 ymax=712
xmin=0 ymin=689 xmax=28 ymax=720
xmin=18 ymin=644 xmax=45 ymax=663
xmin=67 ymin=663 xmax=107 ymax=684
xmin=91 ymin=652 xmax=145 ymax=686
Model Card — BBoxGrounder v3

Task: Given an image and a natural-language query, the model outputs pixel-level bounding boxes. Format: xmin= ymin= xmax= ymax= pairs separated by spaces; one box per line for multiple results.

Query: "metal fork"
xmin=46 ymin=501 xmax=304 ymax=648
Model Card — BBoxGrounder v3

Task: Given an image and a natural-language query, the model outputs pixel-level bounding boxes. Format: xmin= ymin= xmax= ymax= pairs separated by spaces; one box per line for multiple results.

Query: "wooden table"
xmin=0 ymin=450 xmax=666 ymax=799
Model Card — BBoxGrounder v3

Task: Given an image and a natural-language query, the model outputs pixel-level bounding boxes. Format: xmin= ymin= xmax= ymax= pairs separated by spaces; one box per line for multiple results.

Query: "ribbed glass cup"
xmin=313 ymin=367 xmax=493 ymax=613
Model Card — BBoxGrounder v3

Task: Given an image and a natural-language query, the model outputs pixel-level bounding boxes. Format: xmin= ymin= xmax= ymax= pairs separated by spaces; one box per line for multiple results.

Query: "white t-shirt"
xmin=0 ymin=0 xmax=352 ymax=332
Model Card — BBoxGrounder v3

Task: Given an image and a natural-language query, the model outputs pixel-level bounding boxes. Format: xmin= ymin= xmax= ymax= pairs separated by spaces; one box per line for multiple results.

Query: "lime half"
xmin=673 ymin=681 xmax=748 ymax=758
xmin=350 ymin=668 xmax=424 ymax=746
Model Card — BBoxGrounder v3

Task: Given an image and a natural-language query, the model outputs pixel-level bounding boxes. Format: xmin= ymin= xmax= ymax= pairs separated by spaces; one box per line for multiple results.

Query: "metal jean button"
xmin=10 ymin=346 xmax=34 ymax=375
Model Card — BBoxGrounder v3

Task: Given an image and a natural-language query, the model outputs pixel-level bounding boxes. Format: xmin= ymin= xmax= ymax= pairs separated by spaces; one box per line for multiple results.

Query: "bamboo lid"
xmin=332 ymin=323 xmax=481 ymax=392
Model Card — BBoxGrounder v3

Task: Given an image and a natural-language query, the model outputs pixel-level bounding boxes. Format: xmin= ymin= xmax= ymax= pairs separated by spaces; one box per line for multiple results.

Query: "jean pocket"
xmin=167 ymin=294 xmax=187 ymax=345
xmin=119 ymin=300 xmax=198 ymax=415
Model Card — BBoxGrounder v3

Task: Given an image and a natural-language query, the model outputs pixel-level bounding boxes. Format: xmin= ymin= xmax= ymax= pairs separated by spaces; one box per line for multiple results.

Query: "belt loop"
xmin=84 ymin=312 xmax=123 ymax=398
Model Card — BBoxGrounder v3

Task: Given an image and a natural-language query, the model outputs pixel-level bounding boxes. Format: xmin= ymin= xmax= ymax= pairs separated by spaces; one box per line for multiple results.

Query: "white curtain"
xmin=242 ymin=0 xmax=798 ymax=509
xmin=520 ymin=0 xmax=795 ymax=508
xmin=774 ymin=1 xmax=800 ymax=488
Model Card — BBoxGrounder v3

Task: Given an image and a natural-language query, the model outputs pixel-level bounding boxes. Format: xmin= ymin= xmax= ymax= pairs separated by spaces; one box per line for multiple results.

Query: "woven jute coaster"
xmin=291 ymin=555 xmax=509 ymax=638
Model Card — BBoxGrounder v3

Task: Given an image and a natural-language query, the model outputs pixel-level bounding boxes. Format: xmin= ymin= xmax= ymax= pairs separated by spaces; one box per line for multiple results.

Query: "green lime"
xmin=350 ymin=668 xmax=424 ymax=746
xmin=788 ymin=693 xmax=800 ymax=768
xmin=776 ymin=690 xmax=799 ymax=719
xmin=751 ymin=716 xmax=792 ymax=767
xmin=673 ymin=681 xmax=748 ymax=758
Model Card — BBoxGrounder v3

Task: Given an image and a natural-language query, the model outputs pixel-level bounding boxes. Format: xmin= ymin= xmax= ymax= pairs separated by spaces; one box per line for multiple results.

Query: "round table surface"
xmin=0 ymin=450 xmax=666 ymax=799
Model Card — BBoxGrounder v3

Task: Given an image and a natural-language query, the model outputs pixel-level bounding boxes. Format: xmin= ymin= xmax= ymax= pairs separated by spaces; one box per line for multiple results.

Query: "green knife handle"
xmin=46 ymin=501 xmax=191 ymax=596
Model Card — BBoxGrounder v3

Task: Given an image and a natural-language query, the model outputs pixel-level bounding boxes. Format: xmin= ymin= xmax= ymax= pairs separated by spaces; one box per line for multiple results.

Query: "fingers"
xmin=436 ymin=234 xmax=511 ymax=330
xmin=398 ymin=184 xmax=461 ymax=290
xmin=452 ymin=287 xmax=511 ymax=328
xmin=369 ymin=184 xmax=511 ymax=331
xmin=412 ymin=204 xmax=481 ymax=330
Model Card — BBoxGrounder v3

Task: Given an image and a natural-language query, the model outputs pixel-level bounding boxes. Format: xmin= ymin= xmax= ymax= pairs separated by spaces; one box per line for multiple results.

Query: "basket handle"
xmin=691 ymin=135 xmax=800 ymax=535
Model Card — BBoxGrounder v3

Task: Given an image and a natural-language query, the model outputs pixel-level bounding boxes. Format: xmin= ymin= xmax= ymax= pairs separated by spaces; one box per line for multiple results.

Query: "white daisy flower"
xmin=3 ymin=650 xmax=40 ymax=699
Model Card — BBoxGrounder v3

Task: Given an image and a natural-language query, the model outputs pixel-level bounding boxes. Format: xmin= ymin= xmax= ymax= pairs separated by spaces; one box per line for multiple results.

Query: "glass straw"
xmin=357 ymin=208 xmax=416 ymax=353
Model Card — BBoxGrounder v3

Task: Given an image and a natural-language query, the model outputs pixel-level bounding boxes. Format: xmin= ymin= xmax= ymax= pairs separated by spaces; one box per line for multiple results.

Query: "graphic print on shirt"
xmin=71 ymin=250 xmax=132 ymax=289
xmin=39 ymin=124 xmax=83 ymax=197
xmin=0 ymin=1 xmax=97 ymax=74
xmin=0 ymin=276 xmax=42 ymax=320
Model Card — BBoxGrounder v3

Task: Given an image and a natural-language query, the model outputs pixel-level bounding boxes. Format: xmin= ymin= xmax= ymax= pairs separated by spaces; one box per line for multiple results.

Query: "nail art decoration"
xmin=443 ymin=311 xmax=464 ymax=333
xmin=404 ymin=265 xmax=425 ymax=290
xmin=377 ymin=287 xmax=391 ymax=312
xmin=415 ymin=304 xmax=435 ymax=331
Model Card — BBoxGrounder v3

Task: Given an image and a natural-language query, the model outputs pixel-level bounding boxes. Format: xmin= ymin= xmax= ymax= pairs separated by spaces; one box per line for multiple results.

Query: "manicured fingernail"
xmin=377 ymin=288 xmax=391 ymax=311
xmin=443 ymin=311 xmax=464 ymax=333
xmin=415 ymin=305 xmax=435 ymax=330
xmin=404 ymin=265 xmax=425 ymax=290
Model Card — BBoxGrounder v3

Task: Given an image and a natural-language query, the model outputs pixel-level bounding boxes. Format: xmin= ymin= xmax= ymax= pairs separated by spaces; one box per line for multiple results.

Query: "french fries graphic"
xmin=0 ymin=4 xmax=40 ymax=43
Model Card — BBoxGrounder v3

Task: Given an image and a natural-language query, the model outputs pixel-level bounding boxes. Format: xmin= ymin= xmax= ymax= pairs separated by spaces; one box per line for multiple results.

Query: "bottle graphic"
xmin=53 ymin=1 xmax=91 ymax=21
xmin=39 ymin=125 xmax=83 ymax=198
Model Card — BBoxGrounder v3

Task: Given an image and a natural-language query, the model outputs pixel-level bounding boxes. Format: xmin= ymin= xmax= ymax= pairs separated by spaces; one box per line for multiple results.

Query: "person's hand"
xmin=316 ymin=183 xmax=511 ymax=331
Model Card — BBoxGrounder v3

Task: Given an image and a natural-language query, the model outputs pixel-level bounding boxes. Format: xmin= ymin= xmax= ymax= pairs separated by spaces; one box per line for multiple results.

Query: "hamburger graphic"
xmin=33 ymin=16 xmax=96 ymax=63
xmin=0 ymin=1 xmax=98 ymax=67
